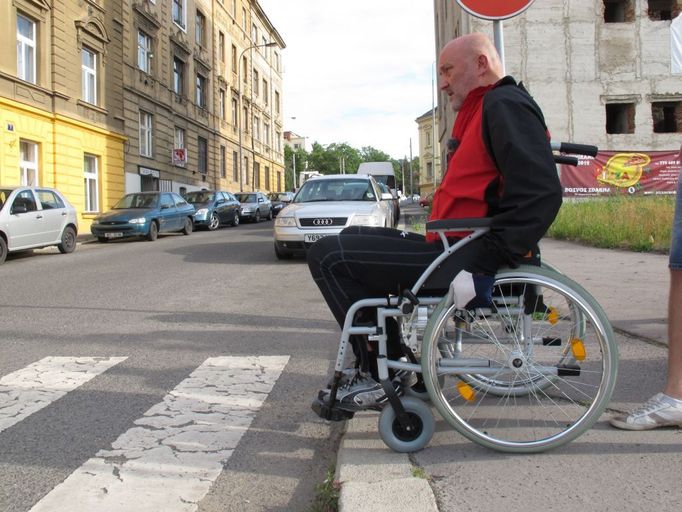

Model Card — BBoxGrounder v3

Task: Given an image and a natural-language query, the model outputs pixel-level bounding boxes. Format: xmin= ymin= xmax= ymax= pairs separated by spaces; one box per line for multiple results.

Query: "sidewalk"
xmin=334 ymin=205 xmax=672 ymax=512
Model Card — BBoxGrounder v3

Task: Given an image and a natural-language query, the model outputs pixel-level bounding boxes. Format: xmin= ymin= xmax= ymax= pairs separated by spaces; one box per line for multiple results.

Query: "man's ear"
xmin=477 ymin=54 xmax=488 ymax=75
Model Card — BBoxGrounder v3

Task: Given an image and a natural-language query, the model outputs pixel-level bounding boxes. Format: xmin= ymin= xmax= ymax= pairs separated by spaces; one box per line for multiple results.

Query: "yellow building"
xmin=415 ymin=108 xmax=440 ymax=199
xmin=0 ymin=0 xmax=126 ymax=233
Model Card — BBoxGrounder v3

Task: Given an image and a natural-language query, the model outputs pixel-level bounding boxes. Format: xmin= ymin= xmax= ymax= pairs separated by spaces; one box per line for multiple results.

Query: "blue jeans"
xmin=671 ymin=177 xmax=682 ymax=270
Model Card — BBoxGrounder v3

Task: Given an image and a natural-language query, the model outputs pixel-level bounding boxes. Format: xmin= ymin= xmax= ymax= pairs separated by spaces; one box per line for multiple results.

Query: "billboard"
xmin=560 ymin=150 xmax=680 ymax=197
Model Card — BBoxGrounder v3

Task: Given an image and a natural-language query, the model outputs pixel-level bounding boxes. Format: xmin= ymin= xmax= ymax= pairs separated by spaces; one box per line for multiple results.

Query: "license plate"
xmin=104 ymin=232 xmax=123 ymax=239
xmin=304 ymin=233 xmax=329 ymax=243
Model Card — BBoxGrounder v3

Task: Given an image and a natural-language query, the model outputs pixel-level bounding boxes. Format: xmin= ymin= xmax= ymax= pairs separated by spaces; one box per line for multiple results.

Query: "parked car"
xmin=268 ymin=191 xmax=295 ymax=217
xmin=0 ymin=186 xmax=78 ymax=264
xmin=90 ymin=192 xmax=195 ymax=242
xmin=419 ymin=192 xmax=434 ymax=208
xmin=235 ymin=192 xmax=272 ymax=222
xmin=376 ymin=182 xmax=396 ymax=227
xmin=184 ymin=190 xmax=240 ymax=230
xmin=273 ymin=174 xmax=393 ymax=259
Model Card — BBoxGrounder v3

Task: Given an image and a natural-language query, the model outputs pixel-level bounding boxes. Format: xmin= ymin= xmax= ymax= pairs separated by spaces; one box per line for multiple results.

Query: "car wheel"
xmin=208 ymin=212 xmax=220 ymax=231
xmin=231 ymin=211 xmax=240 ymax=227
xmin=147 ymin=221 xmax=158 ymax=241
xmin=274 ymin=242 xmax=292 ymax=260
xmin=182 ymin=217 xmax=193 ymax=235
xmin=97 ymin=237 xmax=108 ymax=243
xmin=267 ymin=208 xmax=273 ymax=221
xmin=57 ymin=226 xmax=77 ymax=254
xmin=255 ymin=210 xmax=261 ymax=223
xmin=0 ymin=237 xmax=7 ymax=265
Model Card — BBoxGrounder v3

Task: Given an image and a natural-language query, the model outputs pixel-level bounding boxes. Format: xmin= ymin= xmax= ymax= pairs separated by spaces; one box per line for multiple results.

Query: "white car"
xmin=0 ymin=186 xmax=78 ymax=264
xmin=273 ymin=174 xmax=393 ymax=259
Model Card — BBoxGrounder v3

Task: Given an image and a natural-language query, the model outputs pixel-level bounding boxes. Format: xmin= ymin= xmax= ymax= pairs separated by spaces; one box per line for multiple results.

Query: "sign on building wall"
xmin=561 ymin=151 xmax=680 ymax=197
xmin=172 ymin=148 xmax=187 ymax=168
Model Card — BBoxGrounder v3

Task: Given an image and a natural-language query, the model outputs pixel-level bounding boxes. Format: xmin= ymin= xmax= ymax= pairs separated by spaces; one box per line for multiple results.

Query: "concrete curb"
xmin=335 ymin=413 xmax=439 ymax=512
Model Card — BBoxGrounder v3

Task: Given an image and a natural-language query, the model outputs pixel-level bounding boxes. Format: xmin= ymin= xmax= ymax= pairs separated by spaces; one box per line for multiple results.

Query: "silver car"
xmin=235 ymin=192 xmax=272 ymax=222
xmin=0 ymin=186 xmax=78 ymax=264
xmin=273 ymin=174 xmax=393 ymax=259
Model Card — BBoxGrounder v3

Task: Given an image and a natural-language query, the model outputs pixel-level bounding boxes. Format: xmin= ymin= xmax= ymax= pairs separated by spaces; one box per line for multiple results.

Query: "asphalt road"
xmin=0 ymin=220 xmax=343 ymax=512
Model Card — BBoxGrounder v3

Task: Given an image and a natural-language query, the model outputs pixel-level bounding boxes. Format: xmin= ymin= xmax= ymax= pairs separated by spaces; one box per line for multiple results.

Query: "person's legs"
xmin=610 ymin=177 xmax=682 ymax=430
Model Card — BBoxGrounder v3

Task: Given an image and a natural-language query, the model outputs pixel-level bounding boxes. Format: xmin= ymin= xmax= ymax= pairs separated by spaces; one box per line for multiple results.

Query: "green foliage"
xmin=307 ymin=465 xmax=340 ymax=512
xmin=547 ymin=196 xmax=675 ymax=252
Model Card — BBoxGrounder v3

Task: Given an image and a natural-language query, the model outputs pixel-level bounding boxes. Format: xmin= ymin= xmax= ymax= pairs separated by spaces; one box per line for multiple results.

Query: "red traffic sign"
xmin=456 ymin=0 xmax=535 ymax=20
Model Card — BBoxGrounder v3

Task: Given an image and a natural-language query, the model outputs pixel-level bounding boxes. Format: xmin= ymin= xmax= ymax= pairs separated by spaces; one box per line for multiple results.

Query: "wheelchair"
xmin=312 ymin=144 xmax=619 ymax=454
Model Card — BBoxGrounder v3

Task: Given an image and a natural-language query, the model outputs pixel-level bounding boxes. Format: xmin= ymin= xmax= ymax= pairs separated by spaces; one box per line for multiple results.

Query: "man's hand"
xmin=451 ymin=270 xmax=495 ymax=310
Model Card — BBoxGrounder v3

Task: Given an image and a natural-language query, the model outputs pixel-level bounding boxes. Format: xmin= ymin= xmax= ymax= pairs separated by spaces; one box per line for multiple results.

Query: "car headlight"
xmin=91 ymin=219 xmax=100 ymax=225
xmin=195 ymin=208 xmax=208 ymax=217
xmin=275 ymin=215 xmax=296 ymax=227
xmin=350 ymin=214 xmax=381 ymax=226
xmin=241 ymin=207 xmax=253 ymax=214
xmin=129 ymin=217 xmax=147 ymax=224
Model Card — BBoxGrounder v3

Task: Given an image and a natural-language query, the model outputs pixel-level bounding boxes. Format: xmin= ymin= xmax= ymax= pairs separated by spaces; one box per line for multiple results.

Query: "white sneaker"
xmin=609 ymin=393 xmax=682 ymax=431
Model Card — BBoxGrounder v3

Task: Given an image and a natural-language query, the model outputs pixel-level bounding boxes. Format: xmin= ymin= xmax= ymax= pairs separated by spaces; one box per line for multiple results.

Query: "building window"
xmin=139 ymin=110 xmax=153 ymax=157
xmin=652 ymin=101 xmax=682 ymax=133
xmin=276 ymin=130 xmax=281 ymax=152
xmin=19 ymin=140 xmax=38 ymax=186
xmin=253 ymin=69 xmax=259 ymax=96
xmin=220 ymin=145 xmax=226 ymax=178
xmin=195 ymin=10 xmax=206 ymax=47
xmin=137 ymin=31 xmax=152 ymax=73
xmin=198 ymin=136 xmax=207 ymax=174
xmin=251 ymin=23 xmax=258 ymax=44
xmin=648 ymin=0 xmax=679 ymax=20
xmin=426 ymin=162 xmax=434 ymax=181
xmin=242 ymin=7 xmax=247 ymax=32
xmin=275 ymin=90 xmax=280 ymax=114
xmin=218 ymin=31 xmax=225 ymax=64
xmin=603 ymin=0 xmax=635 ymax=23
xmin=17 ymin=13 xmax=36 ymax=83
xmin=84 ymin=154 xmax=99 ymax=213
xmin=253 ymin=115 xmax=260 ymax=140
xmin=173 ymin=57 xmax=184 ymax=95
xmin=232 ymin=0 xmax=237 ymax=17
xmin=173 ymin=0 xmax=186 ymax=30
xmin=174 ymin=126 xmax=185 ymax=149
xmin=244 ymin=156 xmax=249 ymax=185
xmin=264 ymin=123 xmax=271 ymax=147
xmin=243 ymin=105 xmax=248 ymax=132
xmin=232 ymin=151 xmax=239 ymax=181
xmin=254 ymin=162 xmax=260 ymax=188
xmin=263 ymin=79 xmax=269 ymax=105
xmin=219 ymin=89 xmax=226 ymax=119
xmin=196 ymin=73 xmax=206 ymax=107
xmin=231 ymin=44 xmax=237 ymax=74
xmin=605 ymin=103 xmax=636 ymax=134
xmin=265 ymin=165 xmax=270 ymax=190
xmin=232 ymin=97 xmax=238 ymax=127
xmin=274 ymin=51 xmax=280 ymax=73
xmin=242 ymin=56 xmax=248 ymax=83
xmin=81 ymin=47 xmax=97 ymax=105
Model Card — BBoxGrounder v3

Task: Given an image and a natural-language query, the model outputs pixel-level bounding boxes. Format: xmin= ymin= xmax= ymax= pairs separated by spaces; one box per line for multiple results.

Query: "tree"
xmin=307 ymin=142 xmax=361 ymax=175
xmin=284 ymin=145 xmax=308 ymax=190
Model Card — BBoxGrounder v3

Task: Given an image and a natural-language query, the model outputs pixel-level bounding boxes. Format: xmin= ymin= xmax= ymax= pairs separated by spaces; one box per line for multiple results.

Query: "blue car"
xmin=184 ymin=190 xmax=241 ymax=230
xmin=91 ymin=192 xmax=195 ymax=242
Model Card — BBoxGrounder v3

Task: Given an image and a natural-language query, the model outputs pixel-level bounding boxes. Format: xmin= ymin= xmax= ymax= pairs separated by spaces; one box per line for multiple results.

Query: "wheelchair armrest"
xmin=425 ymin=217 xmax=492 ymax=232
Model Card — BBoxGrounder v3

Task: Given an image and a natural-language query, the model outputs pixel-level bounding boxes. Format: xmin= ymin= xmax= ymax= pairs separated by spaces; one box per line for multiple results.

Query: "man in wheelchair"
xmin=308 ymin=33 xmax=563 ymax=412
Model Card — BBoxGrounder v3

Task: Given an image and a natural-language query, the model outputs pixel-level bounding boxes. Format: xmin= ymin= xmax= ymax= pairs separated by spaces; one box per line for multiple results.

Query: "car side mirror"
xmin=381 ymin=192 xmax=393 ymax=201
xmin=161 ymin=204 xmax=169 ymax=210
xmin=258 ymin=198 xmax=263 ymax=202
xmin=12 ymin=205 xmax=28 ymax=214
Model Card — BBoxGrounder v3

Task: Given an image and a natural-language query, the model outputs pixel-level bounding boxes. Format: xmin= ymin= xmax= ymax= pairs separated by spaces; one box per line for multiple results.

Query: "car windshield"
xmin=113 ymin=193 xmax=159 ymax=209
xmin=0 ymin=188 xmax=12 ymax=212
xmin=235 ymin=193 xmax=257 ymax=203
xmin=185 ymin=191 xmax=215 ymax=203
xmin=294 ymin=178 xmax=376 ymax=203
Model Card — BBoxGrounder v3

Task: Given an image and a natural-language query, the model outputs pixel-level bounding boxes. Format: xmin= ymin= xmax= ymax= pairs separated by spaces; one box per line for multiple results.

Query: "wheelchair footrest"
xmin=557 ymin=364 xmax=581 ymax=376
xmin=311 ymin=396 xmax=355 ymax=421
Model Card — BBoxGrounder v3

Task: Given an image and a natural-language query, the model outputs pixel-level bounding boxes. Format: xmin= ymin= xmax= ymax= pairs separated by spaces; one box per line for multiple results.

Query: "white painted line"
xmin=30 ymin=355 xmax=289 ymax=512
xmin=0 ymin=356 xmax=127 ymax=434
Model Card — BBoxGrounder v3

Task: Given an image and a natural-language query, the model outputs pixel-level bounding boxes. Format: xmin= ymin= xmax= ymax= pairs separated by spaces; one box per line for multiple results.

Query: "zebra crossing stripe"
xmin=29 ymin=355 xmax=289 ymax=512
xmin=0 ymin=356 xmax=127 ymax=434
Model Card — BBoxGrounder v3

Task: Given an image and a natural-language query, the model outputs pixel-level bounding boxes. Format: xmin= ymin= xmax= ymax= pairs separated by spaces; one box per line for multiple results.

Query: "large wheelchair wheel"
xmin=421 ymin=265 xmax=618 ymax=453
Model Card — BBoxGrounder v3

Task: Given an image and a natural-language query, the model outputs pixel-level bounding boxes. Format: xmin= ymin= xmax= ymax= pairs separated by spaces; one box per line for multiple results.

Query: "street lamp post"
xmin=238 ymin=41 xmax=277 ymax=192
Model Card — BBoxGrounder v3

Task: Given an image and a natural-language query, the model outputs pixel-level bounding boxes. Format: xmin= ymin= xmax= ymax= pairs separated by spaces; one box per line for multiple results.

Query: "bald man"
xmin=309 ymin=33 xmax=562 ymax=412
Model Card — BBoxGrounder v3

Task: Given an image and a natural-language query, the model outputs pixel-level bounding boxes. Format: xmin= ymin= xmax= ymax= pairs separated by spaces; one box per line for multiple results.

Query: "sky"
xmin=258 ymin=0 xmax=437 ymax=160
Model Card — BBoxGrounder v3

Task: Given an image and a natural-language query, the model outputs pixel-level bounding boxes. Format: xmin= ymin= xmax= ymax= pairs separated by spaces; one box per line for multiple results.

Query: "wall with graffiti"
xmin=560 ymin=151 xmax=680 ymax=197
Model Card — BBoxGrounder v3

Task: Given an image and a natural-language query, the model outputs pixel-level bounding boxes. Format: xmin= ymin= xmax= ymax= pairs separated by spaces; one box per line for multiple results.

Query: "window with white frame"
xmin=253 ymin=69 xmax=259 ymax=96
xmin=232 ymin=97 xmax=238 ymax=127
xmin=173 ymin=0 xmax=186 ymax=30
xmin=218 ymin=31 xmax=225 ymax=64
xmin=17 ymin=13 xmax=36 ymax=83
xmin=242 ymin=7 xmax=247 ymax=32
xmin=275 ymin=90 xmax=280 ymax=114
xmin=195 ymin=10 xmax=206 ymax=47
xmin=139 ymin=110 xmax=153 ymax=157
xmin=263 ymin=79 xmax=269 ymax=105
xmin=174 ymin=126 xmax=185 ymax=149
xmin=19 ymin=140 xmax=38 ymax=186
xmin=196 ymin=73 xmax=206 ymax=107
xmin=232 ymin=0 xmax=237 ymax=17
xmin=84 ymin=154 xmax=99 ymax=212
xmin=173 ymin=57 xmax=184 ymax=95
xmin=275 ymin=51 xmax=280 ymax=73
xmin=276 ymin=130 xmax=281 ymax=152
xmin=253 ymin=115 xmax=260 ymax=140
xmin=137 ymin=30 xmax=152 ymax=73
xmin=251 ymin=23 xmax=257 ymax=43
xmin=81 ymin=47 xmax=97 ymax=105
xmin=264 ymin=122 xmax=271 ymax=147
xmin=219 ymin=89 xmax=226 ymax=119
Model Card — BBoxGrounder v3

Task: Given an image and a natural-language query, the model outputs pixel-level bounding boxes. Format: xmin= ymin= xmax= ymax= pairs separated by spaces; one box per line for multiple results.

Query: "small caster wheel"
xmin=378 ymin=396 xmax=434 ymax=453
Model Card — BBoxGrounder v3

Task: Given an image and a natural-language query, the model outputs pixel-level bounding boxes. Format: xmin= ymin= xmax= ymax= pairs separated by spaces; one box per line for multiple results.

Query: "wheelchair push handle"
xmin=550 ymin=141 xmax=598 ymax=157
